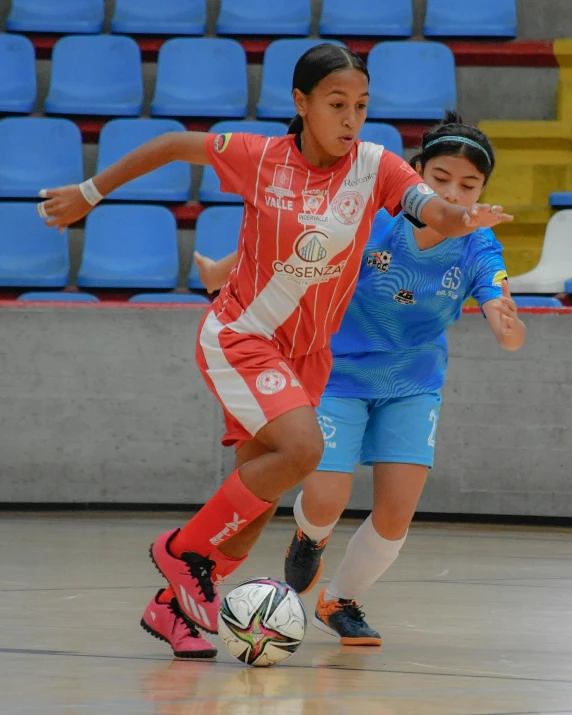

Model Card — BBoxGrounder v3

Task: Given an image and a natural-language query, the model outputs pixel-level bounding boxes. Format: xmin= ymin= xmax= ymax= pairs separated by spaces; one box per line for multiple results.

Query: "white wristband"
xmin=79 ymin=178 xmax=104 ymax=206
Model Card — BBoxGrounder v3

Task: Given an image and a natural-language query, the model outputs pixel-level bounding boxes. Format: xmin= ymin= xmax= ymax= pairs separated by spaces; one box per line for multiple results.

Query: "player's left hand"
xmin=463 ymin=203 xmax=513 ymax=229
xmin=490 ymin=279 xmax=518 ymax=336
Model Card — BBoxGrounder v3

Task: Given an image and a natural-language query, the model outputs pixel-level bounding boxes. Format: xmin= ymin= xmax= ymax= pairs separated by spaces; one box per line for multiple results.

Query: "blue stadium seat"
xmin=319 ymin=0 xmax=413 ymax=37
xmin=112 ymin=0 xmax=206 ymax=35
xmin=129 ymin=293 xmax=211 ymax=303
xmin=0 ymin=34 xmax=36 ymax=113
xmin=549 ymin=192 xmax=572 ymax=208
xmin=359 ymin=123 xmax=404 ymax=157
xmin=152 ymin=39 xmax=247 ymax=118
xmin=257 ymin=39 xmax=345 ymax=119
xmin=98 ymin=119 xmax=191 ymax=202
xmin=0 ymin=204 xmax=69 ymax=287
xmin=189 ymin=207 xmax=243 ymax=289
xmin=45 ymin=36 xmax=143 ymax=116
xmin=18 ymin=292 xmax=99 ymax=302
xmin=565 ymin=280 xmax=572 ymax=293
xmin=78 ymin=206 xmax=179 ymax=289
xmin=367 ymin=42 xmax=456 ymax=120
xmin=512 ymin=296 xmax=563 ymax=308
xmin=217 ymin=0 xmax=311 ymax=36
xmin=7 ymin=0 xmax=104 ymax=33
xmin=199 ymin=120 xmax=289 ymax=203
xmin=0 ymin=118 xmax=83 ymax=198
xmin=424 ymin=0 xmax=517 ymax=37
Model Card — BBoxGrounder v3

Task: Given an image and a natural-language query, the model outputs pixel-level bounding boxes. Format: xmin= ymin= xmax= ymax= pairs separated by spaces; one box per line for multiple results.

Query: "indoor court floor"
xmin=0 ymin=513 xmax=571 ymax=715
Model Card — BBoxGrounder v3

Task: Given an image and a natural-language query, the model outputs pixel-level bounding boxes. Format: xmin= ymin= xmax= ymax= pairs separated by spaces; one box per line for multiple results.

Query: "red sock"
xmin=170 ymin=469 xmax=272 ymax=558
xmin=210 ymin=548 xmax=247 ymax=585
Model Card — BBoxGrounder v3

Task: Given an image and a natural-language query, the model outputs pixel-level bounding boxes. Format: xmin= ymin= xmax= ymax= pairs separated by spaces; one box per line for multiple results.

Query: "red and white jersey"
xmin=205 ymin=132 xmax=422 ymax=358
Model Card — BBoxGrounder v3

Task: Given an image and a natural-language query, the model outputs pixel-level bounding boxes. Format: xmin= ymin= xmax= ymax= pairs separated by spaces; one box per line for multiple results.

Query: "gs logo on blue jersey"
xmin=366 ymin=250 xmax=392 ymax=273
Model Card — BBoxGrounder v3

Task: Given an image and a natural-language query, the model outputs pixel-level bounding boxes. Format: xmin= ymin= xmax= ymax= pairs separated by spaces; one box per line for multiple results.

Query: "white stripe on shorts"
xmin=199 ymin=311 xmax=268 ymax=438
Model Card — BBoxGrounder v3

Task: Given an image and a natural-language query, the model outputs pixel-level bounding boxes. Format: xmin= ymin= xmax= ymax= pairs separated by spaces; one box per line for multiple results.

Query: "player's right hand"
xmin=36 ymin=186 xmax=93 ymax=233
xmin=194 ymin=251 xmax=220 ymax=293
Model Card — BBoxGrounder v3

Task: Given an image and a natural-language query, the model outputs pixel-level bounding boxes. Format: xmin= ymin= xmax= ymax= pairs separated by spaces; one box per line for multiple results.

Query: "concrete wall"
xmin=0 ymin=305 xmax=570 ymax=517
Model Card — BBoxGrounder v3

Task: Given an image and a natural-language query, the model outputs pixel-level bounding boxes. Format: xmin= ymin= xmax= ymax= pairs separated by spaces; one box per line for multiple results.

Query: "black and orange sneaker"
xmin=284 ymin=528 xmax=330 ymax=594
xmin=313 ymin=588 xmax=382 ymax=646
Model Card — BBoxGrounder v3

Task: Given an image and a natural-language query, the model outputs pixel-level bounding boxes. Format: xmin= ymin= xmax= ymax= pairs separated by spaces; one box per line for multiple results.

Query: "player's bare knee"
xmin=373 ymin=511 xmax=411 ymax=541
xmin=285 ymin=437 xmax=324 ymax=480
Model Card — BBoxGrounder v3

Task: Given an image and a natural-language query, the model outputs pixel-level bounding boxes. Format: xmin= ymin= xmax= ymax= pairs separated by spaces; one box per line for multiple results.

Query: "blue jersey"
xmin=326 ymin=210 xmax=507 ymax=398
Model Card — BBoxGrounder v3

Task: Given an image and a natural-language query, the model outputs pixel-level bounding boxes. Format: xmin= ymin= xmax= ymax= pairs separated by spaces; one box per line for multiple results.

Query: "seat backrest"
xmin=18 ymin=292 xmax=100 ymax=302
xmin=7 ymin=0 xmax=104 ymax=32
xmin=112 ymin=0 xmax=206 ymax=33
xmin=0 ymin=34 xmax=36 ymax=111
xmin=217 ymin=0 xmax=311 ymax=34
xmin=359 ymin=123 xmax=403 ymax=157
xmin=189 ymin=207 xmax=244 ymax=287
xmin=0 ymin=203 xmax=69 ymax=283
xmin=97 ymin=118 xmax=190 ymax=198
xmin=367 ymin=41 xmax=456 ymax=112
xmin=320 ymin=0 xmax=413 ymax=36
xmin=155 ymin=38 xmax=247 ymax=101
xmin=424 ymin=0 xmax=517 ymax=35
xmin=0 ymin=117 xmax=83 ymax=197
xmin=512 ymin=295 xmax=563 ymax=308
xmin=49 ymin=35 xmax=142 ymax=102
xmin=84 ymin=204 xmax=177 ymax=258
xmin=209 ymin=120 xmax=289 ymax=138
xmin=258 ymin=39 xmax=346 ymax=114
xmin=537 ymin=210 xmax=572 ymax=266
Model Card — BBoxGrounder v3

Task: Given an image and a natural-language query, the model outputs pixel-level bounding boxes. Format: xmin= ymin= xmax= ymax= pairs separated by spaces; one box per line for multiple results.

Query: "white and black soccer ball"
xmin=218 ymin=578 xmax=307 ymax=667
xmin=379 ymin=250 xmax=392 ymax=271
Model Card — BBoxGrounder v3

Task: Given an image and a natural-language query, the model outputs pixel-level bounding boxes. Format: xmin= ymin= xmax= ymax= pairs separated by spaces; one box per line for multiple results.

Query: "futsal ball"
xmin=218 ymin=578 xmax=307 ymax=667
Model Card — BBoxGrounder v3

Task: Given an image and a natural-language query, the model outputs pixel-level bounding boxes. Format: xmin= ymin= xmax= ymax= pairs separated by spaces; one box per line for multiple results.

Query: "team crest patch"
xmin=213 ymin=133 xmax=232 ymax=153
xmin=366 ymin=250 xmax=392 ymax=273
xmin=416 ymin=183 xmax=434 ymax=195
xmin=266 ymin=165 xmax=295 ymax=197
xmin=394 ymin=289 xmax=416 ymax=305
xmin=332 ymin=191 xmax=365 ymax=225
xmin=492 ymin=269 xmax=508 ymax=286
xmin=256 ymin=370 xmax=286 ymax=395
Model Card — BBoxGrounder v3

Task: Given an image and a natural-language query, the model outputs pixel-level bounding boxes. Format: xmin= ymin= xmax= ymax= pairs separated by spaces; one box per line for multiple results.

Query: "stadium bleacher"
xmin=0 ymin=0 xmax=571 ymax=300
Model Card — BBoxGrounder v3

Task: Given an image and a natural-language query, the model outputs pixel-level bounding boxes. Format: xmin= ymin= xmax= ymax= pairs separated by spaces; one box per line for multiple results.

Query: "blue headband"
xmin=424 ymin=136 xmax=491 ymax=165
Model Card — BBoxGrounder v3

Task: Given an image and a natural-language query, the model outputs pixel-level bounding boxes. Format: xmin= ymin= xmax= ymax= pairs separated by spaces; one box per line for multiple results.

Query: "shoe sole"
xmin=291 ymin=558 xmax=324 ymax=596
xmin=148 ymin=544 xmax=219 ymax=635
xmin=140 ymin=618 xmax=217 ymax=659
xmin=312 ymin=616 xmax=382 ymax=647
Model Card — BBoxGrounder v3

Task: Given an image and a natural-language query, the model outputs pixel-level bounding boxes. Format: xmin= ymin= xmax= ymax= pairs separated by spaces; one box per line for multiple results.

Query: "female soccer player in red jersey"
xmin=38 ymin=44 xmax=512 ymax=658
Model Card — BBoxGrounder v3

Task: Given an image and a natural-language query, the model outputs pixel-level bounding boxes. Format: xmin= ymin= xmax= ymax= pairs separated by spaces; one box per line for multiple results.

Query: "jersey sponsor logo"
xmin=295 ymin=230 xmax=328 ymax=262
xmin=394 ymin=289 xmax=416 ymax=305
xmin=265 ymin=195 xmax=294 ymax=211
xmin=302 ymin=189 xmax=327 ymax=214
xmin=366 ymin=250 xmax=392 ymax=273
xmin=256 ymin=369 xmax=287 ymax=395
xmin=298 ymin=213 xmax=329 ymax=225
xmin=436 ymin=266 xmax=461 ymax=299
xmin=331 ymin=191 xmax=365 ymax=225
xmin=266 ymin=164 xmax=295 ymax=197
xmin=213 ymin=133 xmax=232 ymax=153
xmin=343 ymin=171 xmax=377 ymax=188
xmin=492 ymin=269 xmax=508 ymax=286
xmin=273 ymin=260 xmax=347 ymax=284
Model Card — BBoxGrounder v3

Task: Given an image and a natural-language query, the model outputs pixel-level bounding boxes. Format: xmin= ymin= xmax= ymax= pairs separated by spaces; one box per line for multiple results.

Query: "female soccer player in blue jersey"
xmin=281 ymin=113 xmax=526 ymax=645
xmin=196 ymin=113 xmax=526 ymax=647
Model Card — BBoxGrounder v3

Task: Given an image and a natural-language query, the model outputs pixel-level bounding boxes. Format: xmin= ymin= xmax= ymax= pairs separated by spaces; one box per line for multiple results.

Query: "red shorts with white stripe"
xmin=196 ymin=310 xmax=332 ymax=447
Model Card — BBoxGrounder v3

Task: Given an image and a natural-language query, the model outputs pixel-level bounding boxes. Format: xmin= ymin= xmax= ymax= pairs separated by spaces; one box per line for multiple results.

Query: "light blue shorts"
xmin=316 ymin=392 xmax=442 ymax=473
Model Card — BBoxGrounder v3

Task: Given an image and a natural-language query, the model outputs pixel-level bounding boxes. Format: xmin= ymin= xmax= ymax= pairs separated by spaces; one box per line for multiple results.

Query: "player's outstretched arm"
xmin=421 ymin=196 xmax=513 ymax=238
xmin=194 ymin=251 xmax=238 ymax=293
xmin=37 ymin=132 xmax=211 ymax=231
xmin=482 ymin=280 xmax=526 ymax=351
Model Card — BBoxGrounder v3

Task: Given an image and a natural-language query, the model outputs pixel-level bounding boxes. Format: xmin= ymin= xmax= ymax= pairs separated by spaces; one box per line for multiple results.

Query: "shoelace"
xmin=339 ymin=600 xmax=366 ymax=623
xmin=167 ymin=598 xmax=201 ymax=637
xmin=182 ymin=553 xmax=217 ymax=602
xmin=292 ymin=532 xmax=321 ymax=565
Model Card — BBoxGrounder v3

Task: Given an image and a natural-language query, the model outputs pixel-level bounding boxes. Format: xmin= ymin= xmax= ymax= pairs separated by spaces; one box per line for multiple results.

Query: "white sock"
xmin=293 ymin=491 xmax=338 ymax=543
xmin=325 ymin=515 xmax=407 ymax=602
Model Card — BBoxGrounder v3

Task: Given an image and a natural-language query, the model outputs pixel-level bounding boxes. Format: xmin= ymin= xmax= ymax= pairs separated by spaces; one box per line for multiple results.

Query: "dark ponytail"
xmin=411 ymin=111 xmax=495 ymax=183
xmin=287 ymin=43 xmax=369 ymax=135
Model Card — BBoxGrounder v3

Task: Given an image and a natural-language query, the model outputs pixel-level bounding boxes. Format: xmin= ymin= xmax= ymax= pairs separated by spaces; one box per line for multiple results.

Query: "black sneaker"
xmin=313 ymin=588 xmax=382 ymax=646
xmin=284 ymin=528 xmax=330 ymax=594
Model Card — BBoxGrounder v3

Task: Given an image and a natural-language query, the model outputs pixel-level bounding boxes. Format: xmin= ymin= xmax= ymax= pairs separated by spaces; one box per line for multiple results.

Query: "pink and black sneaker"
xmin=150 ymin=529 xmax=220 ymax=634
xmin=140 ymin=589 xmax=217 ymax=659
